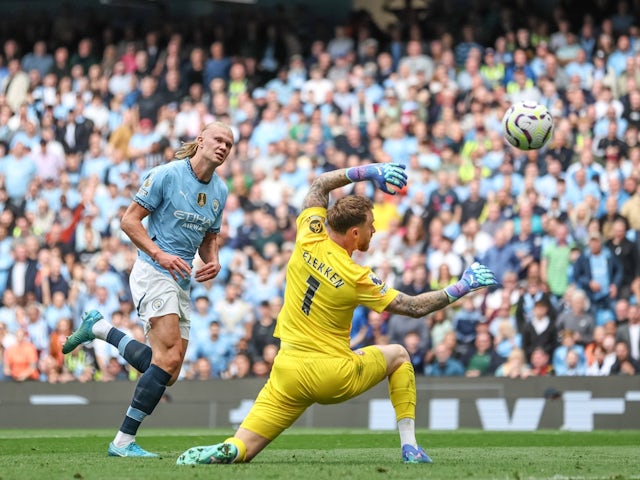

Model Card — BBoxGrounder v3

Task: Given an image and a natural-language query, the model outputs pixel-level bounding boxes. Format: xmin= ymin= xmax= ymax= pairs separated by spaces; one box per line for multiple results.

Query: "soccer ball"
xmin=502 ymin=101 xmax=554 ymax=150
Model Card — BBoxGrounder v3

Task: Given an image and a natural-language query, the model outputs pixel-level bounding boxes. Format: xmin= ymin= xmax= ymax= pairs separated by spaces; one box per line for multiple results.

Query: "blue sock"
xmin=106 ymin=329 xmax=152 ymax=373
xmin=119 ymin=364 xmax=172 ymax=436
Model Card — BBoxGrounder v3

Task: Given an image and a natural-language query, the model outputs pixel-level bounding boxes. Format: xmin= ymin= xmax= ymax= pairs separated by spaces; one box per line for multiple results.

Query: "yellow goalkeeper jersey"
xmin=274 ymin=207 xmax=399 ymax=357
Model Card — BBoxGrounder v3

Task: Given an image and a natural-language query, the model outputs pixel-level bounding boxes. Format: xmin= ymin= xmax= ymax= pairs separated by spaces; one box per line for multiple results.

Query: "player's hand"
xmin=346 ymin=162 xmax=407 ymax=195
xmin=155 ymin=251 xmax=191 ymax=281
xmin=444 ymin=262 xmax=499 ymax=302
xmin=194 ymin=261 xmax=222 ymax=283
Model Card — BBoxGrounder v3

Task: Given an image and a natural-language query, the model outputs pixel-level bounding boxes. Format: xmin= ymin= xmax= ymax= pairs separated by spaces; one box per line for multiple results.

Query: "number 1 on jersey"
xmin=301 ymin=275 xmax=320 ymax=315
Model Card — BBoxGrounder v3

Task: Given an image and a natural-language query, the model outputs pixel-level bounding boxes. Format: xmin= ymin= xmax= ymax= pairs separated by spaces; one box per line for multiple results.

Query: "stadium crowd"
xmin=2 ymin=0 xmax=640 ymax=383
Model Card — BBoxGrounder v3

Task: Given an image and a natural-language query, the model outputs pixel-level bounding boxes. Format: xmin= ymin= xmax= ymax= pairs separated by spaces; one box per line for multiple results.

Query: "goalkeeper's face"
xmin=355 ymin=210 xmax=376 ymax=252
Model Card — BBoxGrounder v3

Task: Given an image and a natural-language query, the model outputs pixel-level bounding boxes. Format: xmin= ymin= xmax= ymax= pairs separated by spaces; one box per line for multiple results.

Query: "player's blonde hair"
xmin=327 ymin=195 xmax=373 ymax=234
xmin=174 ymin=121 xmax=233 ymax=159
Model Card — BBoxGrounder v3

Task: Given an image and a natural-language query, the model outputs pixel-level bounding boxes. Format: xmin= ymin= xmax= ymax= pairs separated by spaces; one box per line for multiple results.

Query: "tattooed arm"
xmin=384 ymin=262 xmax=499 ymax=317
xmin=302 ymin=169 xmax=353 ymax=210
xmin=384 ymin=290 xmax=451 ymax=318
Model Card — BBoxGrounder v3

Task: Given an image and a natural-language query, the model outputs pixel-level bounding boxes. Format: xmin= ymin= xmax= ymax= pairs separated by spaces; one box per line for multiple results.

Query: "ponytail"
xmin=174 ymin=140 xmax=198 ymax=159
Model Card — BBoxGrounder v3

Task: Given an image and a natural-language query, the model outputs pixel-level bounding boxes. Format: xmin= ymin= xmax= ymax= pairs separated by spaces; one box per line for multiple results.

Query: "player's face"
xmin=356 ymin=211 xmax=376 ymax=252
xmin=200 ymin=124 xmax=234 ymax=167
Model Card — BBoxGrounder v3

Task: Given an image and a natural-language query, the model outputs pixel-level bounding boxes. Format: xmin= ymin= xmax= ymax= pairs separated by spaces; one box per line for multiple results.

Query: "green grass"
xmin=1 ymin=429 xmax=639 ymax=480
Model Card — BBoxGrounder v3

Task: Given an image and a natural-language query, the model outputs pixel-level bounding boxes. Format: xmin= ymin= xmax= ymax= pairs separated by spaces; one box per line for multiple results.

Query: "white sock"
xmin=91 ymin=319 xmax=113 ymax=340
xmin=113 ymin=431 xmax=135 ymax=447
xmin=397 ymin=418 xmax=417 ymax=448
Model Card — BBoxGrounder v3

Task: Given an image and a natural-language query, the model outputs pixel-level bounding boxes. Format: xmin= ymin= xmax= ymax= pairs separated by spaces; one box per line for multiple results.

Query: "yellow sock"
xmin=224 ymin=437 xmax=247 ymax=463
xmin=388 ymin=361 xmax=416 ymax=421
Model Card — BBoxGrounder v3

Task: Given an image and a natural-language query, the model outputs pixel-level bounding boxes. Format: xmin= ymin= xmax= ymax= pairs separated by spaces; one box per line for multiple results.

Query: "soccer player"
xmin=177 ymin=162 xmax=498 ymax=465
xmin=62 ymin=121 xmax=234 ymax=457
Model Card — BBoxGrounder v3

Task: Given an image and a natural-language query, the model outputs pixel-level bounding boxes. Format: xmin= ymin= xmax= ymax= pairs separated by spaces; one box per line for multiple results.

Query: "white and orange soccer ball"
xmin=502 ymin=101 xmax=554 ymax=150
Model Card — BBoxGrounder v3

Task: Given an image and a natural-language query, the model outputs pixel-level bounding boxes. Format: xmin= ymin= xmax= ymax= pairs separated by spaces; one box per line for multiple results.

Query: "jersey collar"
xmin=186 ymin=158 xmax=211 ymax=185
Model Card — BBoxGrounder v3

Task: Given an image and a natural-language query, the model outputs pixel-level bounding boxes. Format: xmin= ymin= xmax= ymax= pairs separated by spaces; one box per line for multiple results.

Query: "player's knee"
xmin=153 ymin=350 xmax=183 ymax=376
xmin=387 ymin=344 xmax=410 ymax=372
xmin=164 ymin=356 xmax=182 ymax=375
xmin=395 ymin=344 xmax=410 ymax=364
xmin=166 ymin=372 xmax=180 ymax=386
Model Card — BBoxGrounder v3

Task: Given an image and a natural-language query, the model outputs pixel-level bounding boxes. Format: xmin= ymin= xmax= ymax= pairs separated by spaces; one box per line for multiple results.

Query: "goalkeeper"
xmin=178 ymin=162 xmax=498 ymax=465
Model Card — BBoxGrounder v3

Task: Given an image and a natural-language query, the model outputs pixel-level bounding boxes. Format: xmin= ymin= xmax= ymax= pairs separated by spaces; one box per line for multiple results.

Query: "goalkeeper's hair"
xmin=174 ymin=121 xmax=233 ymax=159
xmin=327 ymin=195 xmax=373 ymax=234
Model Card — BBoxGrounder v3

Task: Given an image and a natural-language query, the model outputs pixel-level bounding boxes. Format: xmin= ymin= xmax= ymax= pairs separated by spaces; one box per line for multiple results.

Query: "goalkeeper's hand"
xmin=444 ymin=262 xmax=499 ymax=303
xmin=345 ymin=162 xmax=407 ymax=195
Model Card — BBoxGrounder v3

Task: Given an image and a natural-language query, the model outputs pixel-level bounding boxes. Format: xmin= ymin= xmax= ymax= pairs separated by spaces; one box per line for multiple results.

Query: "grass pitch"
xmin=0 ymin=429 xmax=638 ymax=480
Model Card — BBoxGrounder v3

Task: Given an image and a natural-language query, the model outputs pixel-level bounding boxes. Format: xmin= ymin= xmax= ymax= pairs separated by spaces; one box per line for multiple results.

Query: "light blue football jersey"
xmin=133 ymin=159 xmax=228 ymax=290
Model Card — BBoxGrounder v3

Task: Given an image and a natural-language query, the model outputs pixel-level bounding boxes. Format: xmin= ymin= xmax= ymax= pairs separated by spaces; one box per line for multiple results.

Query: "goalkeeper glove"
xmin=444 ymin=262 xmax=499 ymax=303
xmin=345 ymin=162 xmax=407 ymax=195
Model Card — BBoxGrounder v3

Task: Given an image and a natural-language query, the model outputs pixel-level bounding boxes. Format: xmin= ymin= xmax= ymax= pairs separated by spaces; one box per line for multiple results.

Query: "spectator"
xmin=108 ymin=61 xmax=134 ymax=97
xmin=555 ymin=289 xmax=595 ymax=345
xmin=573 ymin=231 xmax=623 ymax=325
xmin=57 ymin=100 xmax=95 ymax=154
xmin=387 ymin=305 xmax=430 ymax=353
xmin=615 ymin=303 xmax=640 ymax=362
xmin=50 ymin=45 xmax=70 ymax=79
xmin=0 ymin=290 xmax=19 ymax=333
xmin=553 ymin=329 xmax=587 ymax=375
xmin=585 ymin=344 xmax=614 ymax=376
xmin=6 ymin=241 xmax=38 ymax=304
xmin=429 ymin=263 xmax=457 ymax=291
xmin=559 ymin=348 xmax=587 ymax=376
xmin=220 ymin=351 xmax=253 ymax=380
xmin=3 ymin=328 xmax=39 ymax=381
xmin=187 ymin=357 xmax=214 ymax=381
xmin=510 ymin=213 xmax=542 ymax=278
xmin=495 ymin=348 xmax=531 ymax=378
xmin=452 ymin=297 xmax=485 ymax=347
xmin=97 ymin=356 xmax=130 ymax=382
xmin=452 ymin=217 xmax=493 ymax=268
xmin=426 ymin=170 xmax=461 ymax=226
xmin=189 ymin=295 xmax=217 ymax=340
xmin=195 ymin=320 xmax=235 ymax=377
xmin=493 ymin=318 xmax=522 ymax=360
xmin=585 ymin=325 xmax=606 ymax=366
xmin=484 ymin=271 xmax=520 ymax=321
xmin=398 ymin=39 xmax=435 ymax=82
xmin=1 ymin=141 xmax=37 ymax=210
xmin=249 ymin=299 xmax=280 ymax=362
xmin=213 ymin=280 xmax=255 ymax=343
xmin=390 ymin=215 xmax=427 ymax=262
xmin=403 ymin=331 xmax=428 ymax=374
xmin=522 ymin=299 xmax=558 ymax=362
xmin=609 ymin=340 xmax=640 ymax=375
xmin=606 ymin=218 xmax=640 ymax=302
xmin=528 ymin=346 xmax=554 ymax=376
xmin=128 ymin=117 xmax=161 ymax=161
xmin=36 ymin=255 xmax=70 ymax=306
xmin=22 ymin=40 xmax=53 ymax=78
xmin=428 ymin=308 xmax=453 ymax=350
xmin=424 ymin=342 xmax=465 ymax=377
xmin=70 ymin=37 xmax=99 ymax=75
xmin=480 ymin=227 xmax=520 ymax=286
xmin=515 ymin=275 xmax=556 ymax=332
xmin=2 ymin=58 xmax=29 ymax=112
xmin=43 ymin=290 xmax=72 ymax=331
xmin=598 ymin=195 xmax=627 ymax=242
xmin=350 ymin=309 xmax=389 ymax=349
xmin=461 ymin=329 xmax=503 ymax=377
xmin=621 ymin=178 xmax=640 ymax=229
